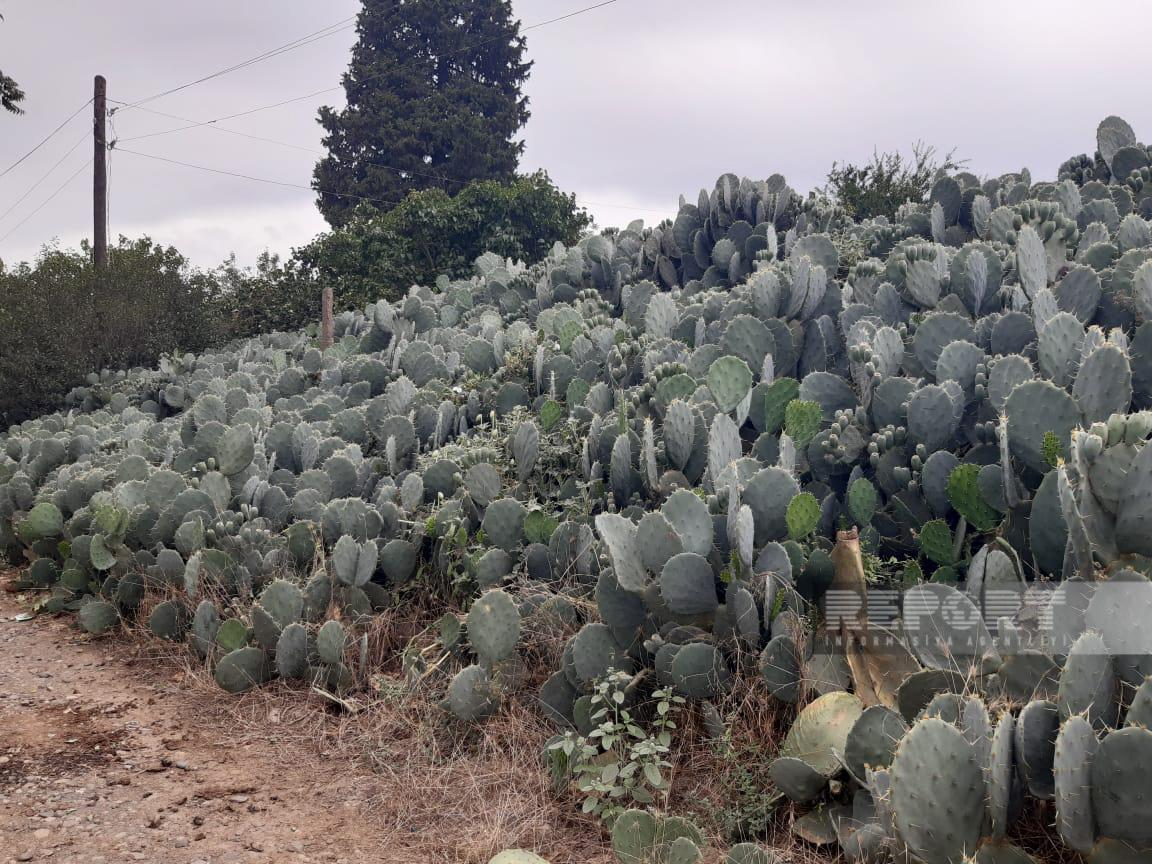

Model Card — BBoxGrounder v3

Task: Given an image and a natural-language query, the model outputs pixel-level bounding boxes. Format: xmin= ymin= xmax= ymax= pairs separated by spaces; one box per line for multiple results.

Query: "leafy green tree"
xmin=297 ymin=171 xmax=589 ymax=310
xmin=314 ymin=0 xmax=532 ymax=226
xmin=214 ymin=251 xmax=319 ymax=339
xmin=825 ymin=143 xmax=962 ymax=220
xmin=1 ymin=12 xmax=26 ymax=114
xmin=0 ymin=238 xmax=225 ymax=422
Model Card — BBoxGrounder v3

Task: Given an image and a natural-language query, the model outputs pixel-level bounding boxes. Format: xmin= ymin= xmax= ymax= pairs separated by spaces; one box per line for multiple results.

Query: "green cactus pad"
xmin=1015 ymin=699 xmax=1060 ymax=800
xmin=972 ymin=844 xmax=1040 ymax=864
xmin=538 ymin=670 xmax=576 ymax=727
xmin=665 ymin=836 xmax=701 ymax=864
xmin=768 ymin=756 xmax=827 ymax=804
xmin=148 ymin=600 xmax=190 ymax=641
xmin=216 ymin=423 xmax=255 ymax=476
xmin=1128 ymin=677 xmax=1152 ymax=728
xmin=1085 ymin=839 xmax=1152 ymax=863
xmin=895 ymin=668 xmax=967 ymax=722
xmin=636 ymin=512 xmax=684 ymax=576
xmin=1005 ymin=379 xmax=1079 ymax=474
xmin=595 ymin=513 xmax=646 ymax=593
xmin=571 ymin=622 xmax=630 ymax=685
xmin=481 ymin=498 xmax=527 ymax=553
xmin=1058 ymin=631 xmax=1119 ymax=730
xmin=1075 ymin=344 xmax=1133 ymax=425
xmin=214 ymin=647 xmax=272 ymax=693
xmin=760 ymin=634 xmax=801 ymax=703
xmin=19 ymin=502 xmax=63 ymax=542
xmin=918 ymin=519 xmax=954 ymax=565
xmin=660 ymin=552 xmax=718 ymax=616
xmin=275 ymin=622 xmax=309 ymax=679
xmin=781 ymin=691 xmax=864 ymax=776
xmin=1054 ymin=715 xmax=1099 ymax=853
xmin=661 ymin=489 xmax=713 ymax=557
xmin=78 ymin=599 xmax=119 ymax=635
xmin=191 ymin=600 xmax=220 ymax=660
xmin=948 ymin=463 xmax=1000 ymax=531
xmin=891 ymin=718 xmax=986 ymax=864
xmin=784 ymin=399 xmax=822 ymax=445
xmin=847 ymin=477 xmax=879 ymax=527
xmin=845 ymin=705 xmax=909 ymax=781
xmin=707 ymin=355 xmax=753 ymax=413
xmin=724 ymin=843 xmax=779 ymax=864
xmin=467 ymin=588 xmax=520 ymax=664
xmin=786 ymin=492 xmax=820 ymax=541
xmin=611 ymin=809 xmax=657 ymax=864
xmin=743 ymin=467 xmax=800 ymax=546
xmin=988 ymin=711 xmax=1015 ymax=839
xmin=444 ymin=663 xmax=497 ymax=722
xmin=215 ymin=618 xmax=248 ymax=653
xmin=317 ymin=619 xmax=346 ymax=666
xmin=902 ymin=583 xmax=996 ymax=675
xmin=1092 ymin=726 xmax=1152 ymax=848
xmin=670 ymin=641 xmax=730 ymax=699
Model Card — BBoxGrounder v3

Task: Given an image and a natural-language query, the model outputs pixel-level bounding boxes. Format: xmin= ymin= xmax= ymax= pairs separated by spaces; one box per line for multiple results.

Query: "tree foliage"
xmin=313 ymin=0 xmax=532 ymax=227
xmin=825 ymin=143 xmax=963 ymax=220
xmin=1 ymin=12 xmax=26 ymax=114
xmin=0 ymin=239 xmax=225 ymax=422
xmin=296 ymin=170 xmax=590 ymax=311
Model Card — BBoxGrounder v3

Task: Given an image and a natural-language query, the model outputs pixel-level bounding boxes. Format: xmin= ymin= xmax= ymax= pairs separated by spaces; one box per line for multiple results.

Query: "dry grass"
xmin=14 ymin=572 xmax=1084 ymax=864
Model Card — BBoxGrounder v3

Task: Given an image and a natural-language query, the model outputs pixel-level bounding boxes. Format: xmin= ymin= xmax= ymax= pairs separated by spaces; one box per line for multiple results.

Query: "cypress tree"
xmin=314 ymin=0 xmax=532 ymax=227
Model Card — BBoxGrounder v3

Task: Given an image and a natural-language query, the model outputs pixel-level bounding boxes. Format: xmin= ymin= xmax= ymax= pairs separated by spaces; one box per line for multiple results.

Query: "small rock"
xmin=17 ymin=853 xmax=33 ymax=862
xmin=228 ymin=794 xmax=249 ymax=804
xmin=173 ymin=837 xmax=189 ymax=849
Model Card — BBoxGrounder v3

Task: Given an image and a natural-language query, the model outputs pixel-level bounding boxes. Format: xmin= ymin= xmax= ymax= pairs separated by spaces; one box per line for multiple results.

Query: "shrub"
xmin=0 ymin=237 xmax=224 ymax=423
xmin=296 ymin=170 xmax=591 ymax=310
xmin=213 ymin=251 xmax=318 ymax=340
xmin=825 ymin=142 xmax=963 ymax=220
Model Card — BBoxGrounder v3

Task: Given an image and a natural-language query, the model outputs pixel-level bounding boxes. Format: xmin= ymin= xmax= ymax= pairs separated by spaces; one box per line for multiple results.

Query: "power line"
xmin=0 ymin=98 xmax=92 ymax=180
xmin=0 ymin=129 xmax=89 ymax=224
xmin=116 ymin=16 xmax=357 ymax=112
xmin=115 ymin=146 xmax=404 ymax=208
xmin=113 ymin=106 xmax=667 ymax=214
xmin=0 ymin=158 xmax=92 ymax=245
xmin=116 ymin=145 xmax=666 ymax=218
xmin=111 ymin=0 xmax=625 ymax=141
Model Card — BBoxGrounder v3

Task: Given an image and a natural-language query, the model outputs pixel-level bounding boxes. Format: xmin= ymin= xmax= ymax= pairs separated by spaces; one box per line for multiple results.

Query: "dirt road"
xmin=0 ymin=590 xmax=397 ymax=864
xmin=0 ymin=587 xmax=615 ymax=864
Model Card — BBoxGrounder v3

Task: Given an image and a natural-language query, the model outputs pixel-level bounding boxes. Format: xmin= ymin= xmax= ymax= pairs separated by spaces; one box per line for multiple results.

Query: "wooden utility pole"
xmin=93 ymin=75 xmax=107 ymax=271
xmin=320 ymin=285 xmax=334 ymax=349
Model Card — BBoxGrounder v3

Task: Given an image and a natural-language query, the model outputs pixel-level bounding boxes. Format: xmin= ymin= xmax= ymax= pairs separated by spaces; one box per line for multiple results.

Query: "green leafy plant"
xmin=710 ymin=729 xmax=781 ymax=841
xmin=547 ymin=671 xmax=683 ymax=824
xmin=825 ymin=143 xmax=963 ymax=220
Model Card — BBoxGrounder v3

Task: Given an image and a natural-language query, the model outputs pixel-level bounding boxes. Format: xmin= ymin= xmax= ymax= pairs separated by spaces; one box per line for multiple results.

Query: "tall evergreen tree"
xmin=314 ymin=0 xmax=532 ymax=227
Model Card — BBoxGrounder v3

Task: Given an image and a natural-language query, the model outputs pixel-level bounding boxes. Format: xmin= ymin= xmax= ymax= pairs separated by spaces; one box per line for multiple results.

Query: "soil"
xmin=0 ymin=590 xmax=400 ymax=864
xmin=0 ymin=586 xmax=617 ymax=864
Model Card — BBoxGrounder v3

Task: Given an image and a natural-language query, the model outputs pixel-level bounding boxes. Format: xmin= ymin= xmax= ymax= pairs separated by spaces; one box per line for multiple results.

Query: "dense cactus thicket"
xmin=5 ymin=116 xmax=1152 ymax=864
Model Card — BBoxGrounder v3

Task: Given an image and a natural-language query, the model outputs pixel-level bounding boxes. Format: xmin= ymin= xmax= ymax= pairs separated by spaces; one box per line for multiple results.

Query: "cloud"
xmin=1 ymin=0 xmax=1151 ymax=268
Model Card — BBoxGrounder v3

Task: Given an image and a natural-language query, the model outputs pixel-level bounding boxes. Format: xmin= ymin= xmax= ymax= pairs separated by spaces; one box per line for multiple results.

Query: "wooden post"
xmin=320 ymin=285 xmax=334 ymax=349
xmin=93 ymin=75 xmax=107 ymax=272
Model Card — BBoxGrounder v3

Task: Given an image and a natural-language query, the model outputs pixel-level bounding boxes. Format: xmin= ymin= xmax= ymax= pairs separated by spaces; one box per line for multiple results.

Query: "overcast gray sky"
xmin=2 ymin=0 xmax=1150 ymax=269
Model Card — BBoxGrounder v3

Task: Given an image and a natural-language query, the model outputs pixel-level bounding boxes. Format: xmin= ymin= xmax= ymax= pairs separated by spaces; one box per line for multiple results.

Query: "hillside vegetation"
xmin=4 ymin=115 xmax=1152 ymax=864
